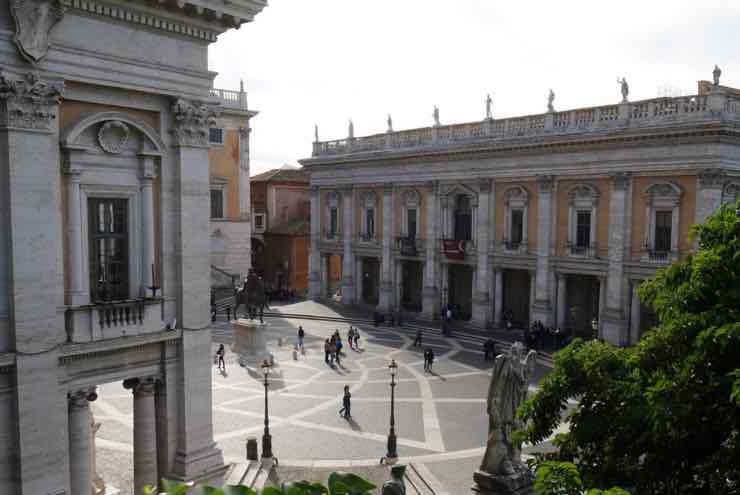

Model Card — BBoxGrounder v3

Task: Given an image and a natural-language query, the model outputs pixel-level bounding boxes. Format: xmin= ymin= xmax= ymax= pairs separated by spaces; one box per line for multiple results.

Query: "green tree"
xmin=519 ymin=202 xmax=740 ymax=494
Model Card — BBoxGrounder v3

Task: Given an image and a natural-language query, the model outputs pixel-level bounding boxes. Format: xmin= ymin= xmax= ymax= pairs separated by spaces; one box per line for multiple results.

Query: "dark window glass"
xmin=210 ymin=189 xmax=223 ymax=219
xmin=255 ymin=215 xmax=264 ymax=228
xmin=366 ymin=208 xmax=375 ymax=237
xmin=576 ymin=210 xmax=591 ymax=248
xmin=407 ymin=208 xmax=417 ymax=239
xmin=655 ymin=211 xmax=672 ymax=252
xmin=330 ymin=208 xmax=338 ymax=235
xmin=510 ymin=209 xmax=523 ymax=244
xmin=209 ymin=127 xmax=224 ymax=144
xmin=454 ymin=195 xmax=472 ymax=241
xmin=89 ymin=198 xmax=128 ymax=302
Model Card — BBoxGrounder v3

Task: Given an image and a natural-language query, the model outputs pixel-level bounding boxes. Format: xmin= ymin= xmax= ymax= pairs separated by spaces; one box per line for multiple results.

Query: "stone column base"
xmin=341 ymin=278 xmax=355 ymax=304
xmin=308 ymin=272 xmax=321 ymax=301
xmin=471 ymin=291 xmax=491 ymax=328
xmin=470 ymin=469 xmax=534 ymax=495
xmin=421 ymin=286 xmax=439 ymax=320
xmin=601 ymin=308 xmax=628 ymax=346
xmin=378 ymin=282 xmax=393 ymax=313
xmin=530 ymin=300 xmax=553 ymax=326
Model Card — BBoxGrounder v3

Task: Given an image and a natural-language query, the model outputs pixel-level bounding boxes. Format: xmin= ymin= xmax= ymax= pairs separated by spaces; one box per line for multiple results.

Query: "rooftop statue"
xmin=547 ymin=89 xmax=555 ymax=112
xmin=617 ymin=77 xmax=629 ymax=102
xmin=713 ymin=65 xmax=722 ymax=86
xmin=486 ymin=93 xmax=493 ymax=120
xmin=433 ymin=105 xmax=440 ymax=126
xmin=314 ymin=123 xmax=319 ymax=143
xmin=387 ymin=114 xmax=393 ymax=132
xmin=348 ymin=119 xmax=354 ymax=139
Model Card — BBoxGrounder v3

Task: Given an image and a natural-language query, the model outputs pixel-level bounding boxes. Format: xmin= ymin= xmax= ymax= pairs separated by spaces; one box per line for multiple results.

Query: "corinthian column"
xmin=68 ymin=387 xmax=97 ymax=495
xmin=695 ymin=168 xmax=725 ymax=224
xmin=531 ymin=176 xmax=554 ymax=325
xmin=64 ymin=163 xmax=86 ymax=305
xmin=235 ymin=125 xmax=252 ymax=277
xmin=421 ymin=182 xmax=439 ymax=318
xmin=378 ymin=184 xmax=395 ymax=313
xmin=308 ymin=185 xmax=322 ymax=300
xmin=341 ymin=185 xmax=355 ymax=304
xmin=139 ymin=154 xmax=157 ymax=297
xmin=124 ymin=378 xmax=158 ymax=495
xmin=601 ymin=173 xmax=630 ymax=346
xmin=472 ymin=179 xmax=492 ymax=327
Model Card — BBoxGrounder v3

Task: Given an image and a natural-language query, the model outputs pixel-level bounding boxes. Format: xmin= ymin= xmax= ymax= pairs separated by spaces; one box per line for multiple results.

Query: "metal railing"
xmin=565 ymin=241 xmax=598 ymax=258
xmin=358 ymin=231 xmax=377 ymax=242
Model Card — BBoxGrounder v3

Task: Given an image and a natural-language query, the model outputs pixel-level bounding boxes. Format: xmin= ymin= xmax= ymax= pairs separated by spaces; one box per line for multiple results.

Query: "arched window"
xmin=454 ymin=194 xmax=472 ymax=241
xmin=359 ymin=190 xmax=378 ymax=241
xmin=643 ymin=182 xmax=682 ymax=262
xmin=567 ymin=184 xmax=599 ymax=256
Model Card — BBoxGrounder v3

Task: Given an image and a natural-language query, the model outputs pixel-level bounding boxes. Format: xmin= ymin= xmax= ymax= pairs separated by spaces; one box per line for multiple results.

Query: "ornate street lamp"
xmin=383 ymin=359 xmax=399 ymax=463
xmin=260 ymin=359 xmax=274 ymax=459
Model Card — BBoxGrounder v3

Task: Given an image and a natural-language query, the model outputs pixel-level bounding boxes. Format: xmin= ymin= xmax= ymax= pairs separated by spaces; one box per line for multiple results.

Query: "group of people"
xmin=525 ymin=320 xmax=572 ymax=350
xmin=324 ymin=330 xmax=344 ymax=367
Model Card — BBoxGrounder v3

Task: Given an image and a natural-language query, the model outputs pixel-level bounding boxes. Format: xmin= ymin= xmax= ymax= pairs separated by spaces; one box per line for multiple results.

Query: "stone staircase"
xmin=224 ymin=458 xmax=275 ymax=491
xmin=403 ymin=463 xmax=451 ymax=495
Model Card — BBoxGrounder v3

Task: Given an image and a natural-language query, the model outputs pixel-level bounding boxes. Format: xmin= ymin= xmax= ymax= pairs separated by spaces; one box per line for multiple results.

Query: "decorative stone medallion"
xmin=11 ymin=0 xmax=64 ymax=64
xmin=98 ymin=120 xmax=130 ymax=154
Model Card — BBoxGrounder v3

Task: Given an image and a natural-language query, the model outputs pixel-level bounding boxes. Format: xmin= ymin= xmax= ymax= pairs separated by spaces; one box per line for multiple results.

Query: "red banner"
xmin=442 ymin=239 xmax=466 ymax=260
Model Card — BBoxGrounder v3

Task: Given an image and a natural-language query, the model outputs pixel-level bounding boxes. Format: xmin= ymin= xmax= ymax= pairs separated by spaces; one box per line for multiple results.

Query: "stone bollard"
xmin=292 ymin=346 xmax=298 ymax=360
xmin=246 ymin=437 xmax=258 ymax=461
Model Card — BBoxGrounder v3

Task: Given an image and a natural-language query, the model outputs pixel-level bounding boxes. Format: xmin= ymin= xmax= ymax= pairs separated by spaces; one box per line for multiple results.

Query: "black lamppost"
xmin=260 ymin=359 xmax=273 ymax=459
xmin=383 ymin=359 xmax=399 ymax=463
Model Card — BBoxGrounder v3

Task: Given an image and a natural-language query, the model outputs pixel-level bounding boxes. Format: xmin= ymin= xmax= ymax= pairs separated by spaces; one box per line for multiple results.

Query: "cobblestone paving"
xmin=92 ymin=301 xmax=554 ymax=494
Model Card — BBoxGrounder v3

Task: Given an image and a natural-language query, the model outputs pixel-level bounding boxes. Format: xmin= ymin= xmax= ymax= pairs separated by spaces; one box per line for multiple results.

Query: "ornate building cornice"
xmin=170 ymin=98 xmax=219 ymax=147
xmin=697 ymin=168 xmax=726 ymax=188
xmin=0 ymin=70 xmax=64 ymax=130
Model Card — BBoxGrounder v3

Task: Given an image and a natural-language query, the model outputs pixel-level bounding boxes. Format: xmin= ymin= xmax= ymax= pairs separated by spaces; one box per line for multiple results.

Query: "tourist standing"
xmin=339 ymin=385 xmax=352 ymax=419
xmin=324 ymin=339 xmax=331 ymax=364
xmin=347 ymin=327 xmax=355 ymax=350
xmin=298 ymin=326 xmax=305 ymax=351
xmin=215 ymin=344 xmax=225 ymax=371
xmin=424 ymin=348 xmax=435 ymax=372
xmin=413 ymin=329 xmax=423 ymax=347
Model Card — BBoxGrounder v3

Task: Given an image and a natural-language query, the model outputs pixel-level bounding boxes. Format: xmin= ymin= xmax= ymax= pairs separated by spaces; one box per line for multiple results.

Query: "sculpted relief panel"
xmin=11 ymin=0 xmax=64 ymax=64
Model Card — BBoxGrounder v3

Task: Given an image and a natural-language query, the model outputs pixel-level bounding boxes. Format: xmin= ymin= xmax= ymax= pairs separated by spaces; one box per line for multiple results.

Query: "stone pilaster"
xmin=602 ymin=173 xmax=630 ymax=345
xmin=125 ymin=378 xmax=158 ymax=495
xmin=472 ymin=179 xmax=492 ymax=326
xmin=493 ymin=268 xmax=503 ymax=328
xmin=64 ymin=161 xmax=86 ymax=306
xmin=168 ymin=98 xmax=225 ymax=481
xmin=629 ymin=282 xmax=642 ymax=345
xmin=378 ymin=184 xmax=395 ymax=312
xmin=341 ymin=185 xmax=355 ymax=304
xmin=422 ymin=181 xmax=439 ymax=318
xmin=556 ymin=273 xmax=567 ymax=330
xmin=1 ymin=70 xmax=69 ymax=494
xmin=233 ymin=125 xmax=252 ymax=278
xmin=695 ymin=168 xmax=725 ymax=224
xmin=309 ymin=186 xmax=321 ymax=300
xmin=140 ymin=154 xmax=157 ymax=297
xmin=68 ymin=387 xmax=97 ymax=495
xmin=531 ymin=175 xmax=554 ymax=325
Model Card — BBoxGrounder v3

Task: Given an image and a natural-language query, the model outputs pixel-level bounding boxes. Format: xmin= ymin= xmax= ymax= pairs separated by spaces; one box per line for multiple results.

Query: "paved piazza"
xmin=92 ymin=302 xmax=553 ymax=494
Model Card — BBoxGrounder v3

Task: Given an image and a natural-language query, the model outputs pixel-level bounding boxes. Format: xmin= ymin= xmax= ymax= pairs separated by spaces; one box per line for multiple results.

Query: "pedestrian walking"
xmin=353 ymin=328 xmax=360 ymax=349
xmin=324 ymin=339 xmax=331 ymax=364
xmin=424 ymin=348 xmax=435 ymax=372
xmin=298 ymin=326 xmax=305 ymax=351
xmin=347 ymin=327 xmax=354 ymax=350
xmin=413 ymin=329 xmax=423 ymax=347
xmin=483 ymin=338 xmax=496 ymax=361
xmin=338 ymin=385 xmax=352 ymax=419
xmin=215 ymin=344 xmax=225 ymax=370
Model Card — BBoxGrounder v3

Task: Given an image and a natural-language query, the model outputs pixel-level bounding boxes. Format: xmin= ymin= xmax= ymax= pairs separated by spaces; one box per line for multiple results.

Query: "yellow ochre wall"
xmin=208 ymin=128 xmax=241 ymax=220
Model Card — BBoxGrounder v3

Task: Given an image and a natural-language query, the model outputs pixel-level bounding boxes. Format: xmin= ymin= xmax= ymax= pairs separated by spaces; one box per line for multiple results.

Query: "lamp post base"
xmin=261 ymin=432 xmax=273 ymax=460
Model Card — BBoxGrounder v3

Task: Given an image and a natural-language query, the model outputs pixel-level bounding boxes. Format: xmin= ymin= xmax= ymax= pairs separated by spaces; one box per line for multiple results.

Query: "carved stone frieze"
xmin=11 ymin=0 xmax=64 ymax=64
xmin=170 ymin=98 xmax=219 ymax=147
xmin=697 ymin=168 xmax=725 ymax=188
xmin=0 ymin=70 xmax=64 ymax=130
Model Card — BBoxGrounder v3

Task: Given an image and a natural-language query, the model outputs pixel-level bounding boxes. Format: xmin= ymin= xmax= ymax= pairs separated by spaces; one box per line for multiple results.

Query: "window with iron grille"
xmin=576 ymin=210 xmax=591 ymax=248
xmin=210 ymin=189 xmax=224 ymax=219
xmin=209 ymin=127 xmax=224 ymax=145
xmin=510 ymin=209 xmax=524 ymax=244
xmin=366 ymin=208 xmax=375 ymax=238
xmin=454 ymin=195 xmax=472 ymax=241
xmin=89 ymin=198 xmax=129 ymax=302
xmin=329 ymin=207 xmax=338 ymax=236
xmin=654 ymin=211 xmax=672 ymax=252
xmin=407 ymin=208 xmax=417 ymax=239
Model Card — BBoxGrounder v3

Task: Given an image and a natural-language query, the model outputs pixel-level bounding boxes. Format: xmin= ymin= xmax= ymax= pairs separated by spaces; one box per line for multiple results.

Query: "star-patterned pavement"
xmin=91 ymin=301 xmax=556 ymax=494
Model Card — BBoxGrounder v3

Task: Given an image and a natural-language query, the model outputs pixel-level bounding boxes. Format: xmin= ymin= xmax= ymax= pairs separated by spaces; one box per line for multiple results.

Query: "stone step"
xmin=404 ymin=463 xmax=451 ymax=495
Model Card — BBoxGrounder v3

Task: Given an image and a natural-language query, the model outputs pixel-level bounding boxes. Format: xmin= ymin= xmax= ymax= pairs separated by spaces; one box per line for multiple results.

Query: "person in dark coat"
xmin=216 ymin=344 xmax=226 ymax=370
xmin=339 ymin=385 xmax=352 ymax=419
xmin=413 ymin=329 xmax=423 ymax=347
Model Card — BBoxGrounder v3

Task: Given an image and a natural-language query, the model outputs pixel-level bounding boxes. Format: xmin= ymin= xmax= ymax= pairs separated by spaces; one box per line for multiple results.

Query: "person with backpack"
xmin=339 ymin=385 xmax=352 ymax=419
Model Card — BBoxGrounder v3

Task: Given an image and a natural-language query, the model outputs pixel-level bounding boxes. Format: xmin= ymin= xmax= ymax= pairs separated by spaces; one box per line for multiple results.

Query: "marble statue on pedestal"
xmin=471 ymin=342 xmax=536 ymax=495
xmin=713 ymin=65 xmax=722 ymax=86
xmin=547 ymin=89 xmax=555 ymax=112
xmin=617 ymin=77 xmax=629 ymax=102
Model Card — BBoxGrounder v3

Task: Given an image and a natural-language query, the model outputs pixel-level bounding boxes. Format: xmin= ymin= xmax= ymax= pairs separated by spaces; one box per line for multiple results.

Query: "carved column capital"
xmin=123 ymin=377 xmax=157 ymax=396
xmin=0 ymin=70 xmax=64 ymax=130
xmin=698 ymin=168 xmax=726 ymax=188
xmin=68 ymin=387 xmax=98 ymax=409
xmin=611 ymin=172 xmax=631 ymax=191
xmin=383 ymin=183 xmax=395 ymax=195
xmin=238 ymin=125 xmax=251 ymax=139
xmin=170 ymin=98 xmax=220 ymax=147
xmin=138 ymin=153 xmax=159 ymax=181
xmin=478 ymin=178 xmax=492 ymax=194
xmin=536 ymin=175 xmax=554 ymax=193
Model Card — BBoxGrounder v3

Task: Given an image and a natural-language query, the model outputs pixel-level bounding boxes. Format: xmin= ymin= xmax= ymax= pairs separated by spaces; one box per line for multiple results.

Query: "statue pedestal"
xmin=470 ymin=469 xmax=534 ymax=495
xmin=231 ymin=319 xmax=271 ymax=368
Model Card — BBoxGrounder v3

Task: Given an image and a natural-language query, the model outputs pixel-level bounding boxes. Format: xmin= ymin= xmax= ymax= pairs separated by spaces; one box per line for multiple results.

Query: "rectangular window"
xmin=407 ymin=208 xmax=417 ymax=239
xmin=654 ymin=211 xmax=672 ymax=252
xmin=255 ymin=214 xmax=264 ymax=229
xmin=210 ymin=189 xmax=224 ymax=219
xmin=208 ymin=127 xmax=224 ymax=145
xmin=575 ymin=210 xmax=591 ymax=248
xmin=89 ymin=198 xmax=129 ymax=302
xmin=329 ymin=207 xmax=338 ymax=236
xmin=366 ymin=208 xmax=375 ymax=238
xmin=510 ymin=209 xmax=524 ymax=244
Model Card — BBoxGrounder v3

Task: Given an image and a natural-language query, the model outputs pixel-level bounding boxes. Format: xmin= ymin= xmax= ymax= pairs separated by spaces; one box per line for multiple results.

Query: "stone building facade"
xmin=250 ymin=168 xmax=311 ymax=294
xmin=209 ymin=87 xmax=255 ymax=282
xmin=0 ymin=1 xmax=265 ymax=494
xmin=301 ymin=73 xmax=740 ymax=346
